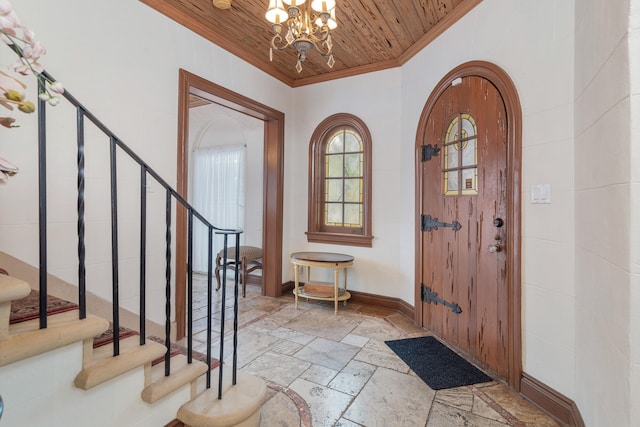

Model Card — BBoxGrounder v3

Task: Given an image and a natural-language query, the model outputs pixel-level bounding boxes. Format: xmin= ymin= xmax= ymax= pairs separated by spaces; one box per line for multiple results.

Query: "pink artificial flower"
xmin=23 ymin=40 xmax=46 ymax=61
xmin=0 ymin=116 xmax=16 ymax=128
xmin=0 ymin=155 xmax=19 ymax=181
xmin=11 ymin=56 xmax=43 ymax=75
xmin=0 ymin=0 xmax=12 ymax=15
xmin=0 ymin=5 xmax=19 ymax=31
xmin=0 ymin=28 xmax=14 ymax=44
xmin=22 ymin=26 xmax=35 ymax=44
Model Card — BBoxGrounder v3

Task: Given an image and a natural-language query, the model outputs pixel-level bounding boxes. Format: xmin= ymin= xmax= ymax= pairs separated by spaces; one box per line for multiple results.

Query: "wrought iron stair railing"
xmin=31 ymin=69 xmax=242 ymax=395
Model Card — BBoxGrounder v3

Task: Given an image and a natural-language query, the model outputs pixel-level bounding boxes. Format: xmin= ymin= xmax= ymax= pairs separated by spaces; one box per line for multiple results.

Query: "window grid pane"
xmin=323 ymin=128 xmax=364 ymax=228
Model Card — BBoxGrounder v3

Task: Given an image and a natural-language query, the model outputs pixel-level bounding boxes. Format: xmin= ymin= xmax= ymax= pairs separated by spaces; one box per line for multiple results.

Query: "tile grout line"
xmin=265 ymin=381 xmax=313 ymax=427
xmin=471 ymin=385 xmax=526 ymax=427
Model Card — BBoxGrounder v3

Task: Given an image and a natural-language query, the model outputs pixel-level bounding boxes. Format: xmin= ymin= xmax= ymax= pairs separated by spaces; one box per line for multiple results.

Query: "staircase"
xmin=0 ymin=67 xmax=266 ymax=426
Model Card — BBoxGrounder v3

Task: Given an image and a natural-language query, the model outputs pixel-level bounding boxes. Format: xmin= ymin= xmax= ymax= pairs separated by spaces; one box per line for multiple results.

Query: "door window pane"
xmin=443 ymin=113 xmax=478 ymax=195
xmin=462 ymin=138 xmax=476 ymax=167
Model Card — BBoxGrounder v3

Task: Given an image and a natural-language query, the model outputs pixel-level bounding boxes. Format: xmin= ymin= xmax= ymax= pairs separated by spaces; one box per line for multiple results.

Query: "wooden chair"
xmin=214 ymin=246 xmax=263 ymax=297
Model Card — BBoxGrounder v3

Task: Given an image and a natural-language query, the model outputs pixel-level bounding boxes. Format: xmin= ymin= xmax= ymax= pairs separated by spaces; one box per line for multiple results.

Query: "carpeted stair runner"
xmin=9 ymin=289 xmax=78 ymax=324
xmin=10 ymin=290 xmax=214 ymax=367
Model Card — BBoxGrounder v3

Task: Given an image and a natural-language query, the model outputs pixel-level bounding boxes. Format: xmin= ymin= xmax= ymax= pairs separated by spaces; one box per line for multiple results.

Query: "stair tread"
xmin=0 ymin=274 xmax=31 ymax=304
xmin=75 ymin=335 xmax=167 ymax=390
xmin=0 ymin=311 xmax=109 ymax=367
xmin=142 ymin=354 xmax=209 ymax=403
xmin=177 ymin=367 xmax=266 ymax=427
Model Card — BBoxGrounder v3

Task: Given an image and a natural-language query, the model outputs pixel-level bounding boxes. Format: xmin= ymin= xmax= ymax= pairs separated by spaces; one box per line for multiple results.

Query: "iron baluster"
xmin=206 ymin=227 xmax=213 ymax=389
xmin=164 ymin=189 xmax=172 ymax=376
xmin=232 ymin=233 xmax=240 ymax=386
xmin=218 ymin=233 xmax=229 ymax=399
xmin=109 ymin=136 xmax=120 ymax=356
xmin=76 ymin=107 xmax=86 ymax=320
xmin=139 ymin=166 xmax=147 ymax=345
xmin=187 ymin=210 xmax=194 ymax=364
xmin=38 ymin=88 xmax=48 ymax=329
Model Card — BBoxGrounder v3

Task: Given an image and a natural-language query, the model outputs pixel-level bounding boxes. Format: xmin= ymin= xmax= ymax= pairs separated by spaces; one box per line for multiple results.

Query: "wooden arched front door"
xmin=415 ymin=62 xmax=522 ymax=387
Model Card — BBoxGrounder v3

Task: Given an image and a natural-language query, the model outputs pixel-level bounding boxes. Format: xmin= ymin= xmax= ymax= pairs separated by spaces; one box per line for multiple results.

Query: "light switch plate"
xmin=531 ymin=184 xmax=551 ymax=204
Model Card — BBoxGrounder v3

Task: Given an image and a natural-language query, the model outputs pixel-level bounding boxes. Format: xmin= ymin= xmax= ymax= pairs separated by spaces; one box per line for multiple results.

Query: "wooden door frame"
xmin=175 ymin=69 xmax=285 ymax=338
xmin=414 ymin=61 xmax=522 ymax=389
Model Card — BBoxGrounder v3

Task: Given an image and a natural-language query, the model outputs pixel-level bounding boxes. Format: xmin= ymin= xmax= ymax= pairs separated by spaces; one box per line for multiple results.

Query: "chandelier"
xmin=265 ymin=0 xmax=337 ymax=73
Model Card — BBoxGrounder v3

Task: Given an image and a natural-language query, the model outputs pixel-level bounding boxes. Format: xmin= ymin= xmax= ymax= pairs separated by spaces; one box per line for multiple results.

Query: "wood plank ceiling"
xmin=140 ymin=0 xmax=481 ymax=87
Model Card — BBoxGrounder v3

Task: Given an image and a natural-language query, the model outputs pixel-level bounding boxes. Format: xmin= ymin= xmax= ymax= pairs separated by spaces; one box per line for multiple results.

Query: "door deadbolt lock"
xmin=493 ymin=218 xmax=504 ymax=228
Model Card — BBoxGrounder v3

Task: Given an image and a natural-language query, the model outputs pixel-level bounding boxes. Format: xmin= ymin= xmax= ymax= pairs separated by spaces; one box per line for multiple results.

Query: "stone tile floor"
xmin=183 ymin=275 xmax=560 ymax=427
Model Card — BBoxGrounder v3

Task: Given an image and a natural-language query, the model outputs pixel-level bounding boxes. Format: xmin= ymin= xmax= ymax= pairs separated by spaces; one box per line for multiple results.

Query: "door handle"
xmin=488 ymin=234 xmax=502 ymax=253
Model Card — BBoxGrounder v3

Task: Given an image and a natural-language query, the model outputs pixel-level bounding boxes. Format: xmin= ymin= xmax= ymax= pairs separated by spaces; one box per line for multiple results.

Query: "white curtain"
xmin=192 ymin=145 xmax=245 ymax=273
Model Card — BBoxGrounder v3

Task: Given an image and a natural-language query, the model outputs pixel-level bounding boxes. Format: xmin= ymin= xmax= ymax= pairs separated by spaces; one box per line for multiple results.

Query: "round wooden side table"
xmin=290 ymin=252 xmax=354 ymax=314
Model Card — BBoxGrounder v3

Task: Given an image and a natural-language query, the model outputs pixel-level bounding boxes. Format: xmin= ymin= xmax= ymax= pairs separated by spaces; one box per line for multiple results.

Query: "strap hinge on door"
xmin=421 ymin=144 xmax=440 ymax=162
xmin=421 ymin=214 xmax=462 ymax=232
xmin=421 ymin=283 xmax=462 ymax=314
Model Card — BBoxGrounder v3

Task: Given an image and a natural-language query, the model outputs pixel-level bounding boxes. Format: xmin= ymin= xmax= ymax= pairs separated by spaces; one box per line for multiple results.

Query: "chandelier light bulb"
xmin=315 ymin=7 xmax=336 ymax=29
xmin=311 ymin=0 xmax=336 ymax=13
xmin=266 ymin=0 xmax=338 ymax=71
xmin=266 ymin=0 xmax=288 ymax=24
xmin=282 ymin=0 xmax=306 ymax=5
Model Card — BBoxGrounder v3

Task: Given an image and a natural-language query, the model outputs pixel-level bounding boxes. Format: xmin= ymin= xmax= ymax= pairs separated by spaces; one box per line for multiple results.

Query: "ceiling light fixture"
xmin=265 ymin=0 xmax=337 ymax=73
xmin=212 ymin=0 xmax=231 ymax=9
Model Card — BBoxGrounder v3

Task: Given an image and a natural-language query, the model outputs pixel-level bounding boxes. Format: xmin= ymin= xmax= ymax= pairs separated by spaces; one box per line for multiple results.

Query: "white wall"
xmin=631 ymin=2 xmax=640 ymax=424
xmin=575 ymin=0 xmax=637 ymax=425
xmin=287 ymin=68 xmax=404 ymax=297
xmin=0 ymin=0 xmax=292 ymax=324
xmin=0 ymin=343 xmax=189 ymax=426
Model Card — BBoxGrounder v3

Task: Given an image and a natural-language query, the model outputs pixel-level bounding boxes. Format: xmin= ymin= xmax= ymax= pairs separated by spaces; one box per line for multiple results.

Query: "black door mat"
xmin=385 ymin=335 xmax=492 ymax=390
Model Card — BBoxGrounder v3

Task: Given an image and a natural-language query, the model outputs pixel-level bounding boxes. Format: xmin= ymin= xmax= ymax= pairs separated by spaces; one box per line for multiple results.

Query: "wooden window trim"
xmin=308 ymin=113 xmax=373 ymax=247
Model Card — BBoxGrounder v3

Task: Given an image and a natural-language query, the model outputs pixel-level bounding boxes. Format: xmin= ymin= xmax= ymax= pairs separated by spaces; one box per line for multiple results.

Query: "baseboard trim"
xmin=520 ymin=373 xmax=584 ymax=427
xmin=349 ymin=289 xmax=415 ymax=319
xmin=282 ymin=280 xmax=295 ymax=294
xmin=281 ymin=281 xmax=414 ymax=320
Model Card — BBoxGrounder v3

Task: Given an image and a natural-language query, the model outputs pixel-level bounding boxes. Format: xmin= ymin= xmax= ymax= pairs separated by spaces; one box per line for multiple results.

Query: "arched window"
xmin=307 ymin=113 xmax=372 ymax=247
